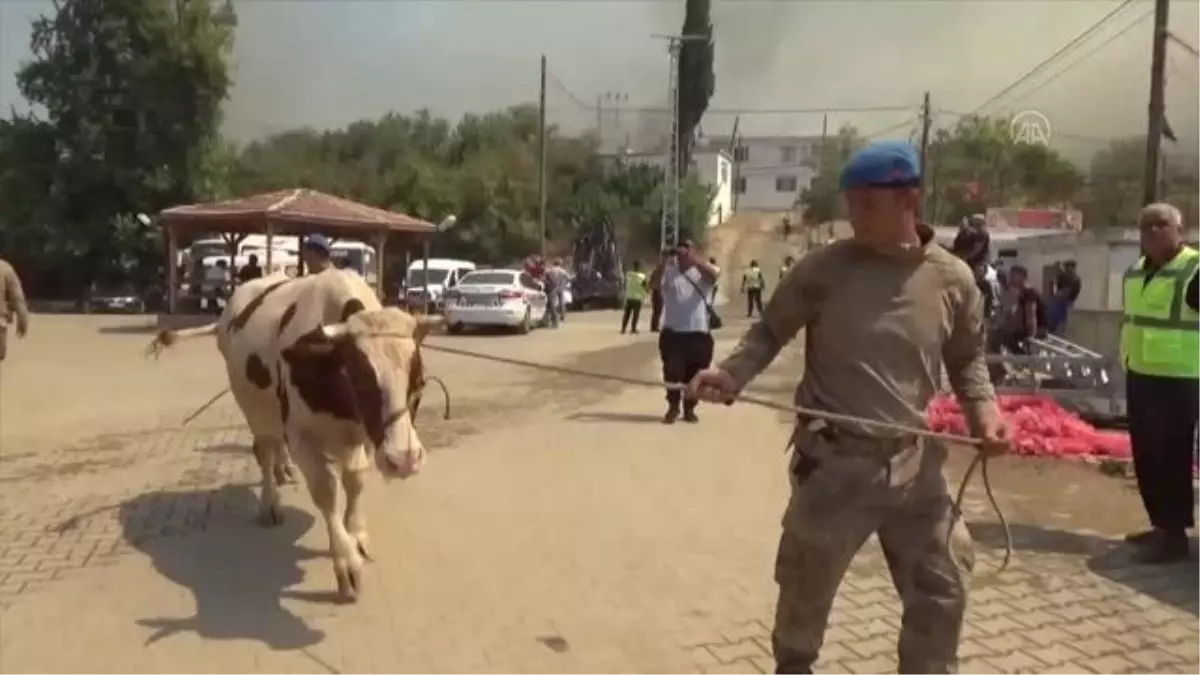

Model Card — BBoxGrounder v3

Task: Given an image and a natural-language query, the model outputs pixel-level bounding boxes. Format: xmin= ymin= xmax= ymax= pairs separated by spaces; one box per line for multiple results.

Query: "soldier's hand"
xmin=978 ymin=417 xmax=1012 ymax=457
xmin=689 ymin=367 xmax=737 ymax=403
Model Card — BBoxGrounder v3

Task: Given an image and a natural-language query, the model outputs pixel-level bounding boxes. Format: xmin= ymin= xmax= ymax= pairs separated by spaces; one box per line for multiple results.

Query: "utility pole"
xmin=537 ymin=55 xmax=548 ymax=258
xmin=1143 ymin=0 xmax=1170 ymax=206
xmin=653 ymin=33 xmax=706 ymax=251
xmin=595 ymin=94 xmax=603 ymax=141
xmin=727 ymin=115 xmax=741 ymax=214
xmin=918 ymin=91 xmax=932 ymax=219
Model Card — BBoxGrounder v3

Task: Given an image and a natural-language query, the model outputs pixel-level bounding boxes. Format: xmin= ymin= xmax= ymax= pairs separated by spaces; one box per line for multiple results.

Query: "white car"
xmin=443 ymin=269 xmax=548 ymax=334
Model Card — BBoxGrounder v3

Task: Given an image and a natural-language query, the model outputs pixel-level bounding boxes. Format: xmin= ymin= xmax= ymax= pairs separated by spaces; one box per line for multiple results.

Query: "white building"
xmin=701 ymin=135 xmax=822 ymax=212
xmin=600 ymin=148 xmax=734 ymax=228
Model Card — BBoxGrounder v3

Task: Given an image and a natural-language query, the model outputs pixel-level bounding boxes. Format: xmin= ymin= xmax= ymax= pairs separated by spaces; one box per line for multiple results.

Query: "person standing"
xmin=689 ymin=140 xmax=1009 ymax=674
xmin=708 ymin=257 xmax=722 ymax=305
xmin=659 ymin=240 xmax=719 ymax=424
xmin=779 ymin=255 xmax=796 ymax=282
xmin=1047 ymin=260 xmax=1081 ymax=336
xmin=648 ymin=248 xmax=670 ymax=333
xmin=1122 ymin=202 xmax=1199 ymax=564
xmin=301 ymin=235 xmax=334 ymax=274
xmin=741 ymin=259 xmax=766 ymax=318
xmin=544 ymin=257 xmax=571 ymax=328
xmin=238 ymin=253 xmax=264 ymax=284
xmin=0 ymin=257 xmax=30 ymax=368
xmin=621 ymin=260 xmax=648 ymax=334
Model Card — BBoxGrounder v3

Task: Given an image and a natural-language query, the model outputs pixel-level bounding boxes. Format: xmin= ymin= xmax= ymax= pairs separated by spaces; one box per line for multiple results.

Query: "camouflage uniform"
xmin=717 ymin=142 xmax=997 ymax=674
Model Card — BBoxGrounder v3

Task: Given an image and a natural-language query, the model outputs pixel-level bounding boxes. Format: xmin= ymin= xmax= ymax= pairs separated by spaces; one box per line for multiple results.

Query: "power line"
xmin=968 ymin=0 xmax=1140 ymax=114
xmin=1168 ymin=30 xmax=1200 ymax=58
xmin=935 ymin=108 xmax=1118 ymax=144
xmin=862 ymin=115 xmax=920 ymax=139
xmin=1004 ymin=8 xmax=1154 ymax=106
xmin=546 ymin=67 xmax=915 ymax=116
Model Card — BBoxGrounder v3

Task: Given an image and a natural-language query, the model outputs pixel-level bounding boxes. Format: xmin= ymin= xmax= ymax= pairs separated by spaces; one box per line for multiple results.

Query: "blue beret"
xmin=839 ymin=140 xmax=922 ymax=191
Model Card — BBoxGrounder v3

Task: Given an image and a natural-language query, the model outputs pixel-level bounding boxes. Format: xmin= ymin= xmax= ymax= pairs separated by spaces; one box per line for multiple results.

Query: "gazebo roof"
xmin=159 ymin=188 xmax=436 ymax=237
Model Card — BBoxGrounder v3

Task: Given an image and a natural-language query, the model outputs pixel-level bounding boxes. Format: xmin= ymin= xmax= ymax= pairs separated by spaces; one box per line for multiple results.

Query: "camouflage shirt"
xmin=718 ymin=224 xmax=998 ymax=437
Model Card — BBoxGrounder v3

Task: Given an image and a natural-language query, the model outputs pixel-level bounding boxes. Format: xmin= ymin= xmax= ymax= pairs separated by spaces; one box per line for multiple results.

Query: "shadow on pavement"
xmin=969 ymin=521 xmax=1199 ymax=617
xmin=119 ymin=485 xmax=329 ymax=651
xmin=566 ymin=411 xmax=665 ymax=425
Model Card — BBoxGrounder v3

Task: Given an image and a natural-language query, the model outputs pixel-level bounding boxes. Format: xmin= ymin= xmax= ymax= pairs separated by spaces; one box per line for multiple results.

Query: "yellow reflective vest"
xmin=742 ymin=266 xmax=764 ymax=290
xmin=1121 ymin=246 xmax=1200 ymax=378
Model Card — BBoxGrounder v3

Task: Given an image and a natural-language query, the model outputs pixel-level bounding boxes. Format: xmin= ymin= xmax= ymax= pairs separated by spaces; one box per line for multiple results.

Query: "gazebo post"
xmin=265 ymin=221 xmax=275 ymax=271
xmin=166 ymin=223 xmax=178 ymax=314
xmin=373 ymin=230 xmax=388 ymax=300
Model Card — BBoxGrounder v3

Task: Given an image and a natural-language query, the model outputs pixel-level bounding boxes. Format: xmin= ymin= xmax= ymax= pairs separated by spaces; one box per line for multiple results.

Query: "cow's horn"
xmin=320 ymin=322 xmax=352 ymax=341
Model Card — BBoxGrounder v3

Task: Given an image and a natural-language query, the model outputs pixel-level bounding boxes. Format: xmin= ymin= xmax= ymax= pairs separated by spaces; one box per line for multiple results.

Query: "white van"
xmin=403 ymin=258 xmax=477 ymax=311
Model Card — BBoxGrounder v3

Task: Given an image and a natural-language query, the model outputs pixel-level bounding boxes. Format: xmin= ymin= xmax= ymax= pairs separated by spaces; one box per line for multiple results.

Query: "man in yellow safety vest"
xmin=741 ymin=259 xmax=766 ymax=318
xmin=620 ymin=260 xmax=649 ymax=334
xmin=1121 ymin=202 xmax=1199 ymax=564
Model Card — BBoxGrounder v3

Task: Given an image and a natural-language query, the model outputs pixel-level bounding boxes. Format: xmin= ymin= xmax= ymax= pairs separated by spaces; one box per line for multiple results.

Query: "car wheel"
xmin=517 ymin=307 xmax=532 ymax=334
xmin=448 ymin=322 xmax=465 ymax=335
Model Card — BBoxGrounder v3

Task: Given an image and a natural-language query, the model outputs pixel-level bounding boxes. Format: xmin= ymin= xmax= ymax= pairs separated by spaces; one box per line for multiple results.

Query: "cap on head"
xmin=967 ymin=213 xmax=987 ymax=229
xmin=839 ymin=141 xmax=922 ymax=191
xmin=304 ymin=234 xmax=332 ymax=254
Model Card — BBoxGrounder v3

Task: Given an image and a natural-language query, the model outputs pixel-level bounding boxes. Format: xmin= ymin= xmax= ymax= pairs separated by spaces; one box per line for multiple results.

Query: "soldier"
xmin=690 ymin=140 xmax=1009 ymax=674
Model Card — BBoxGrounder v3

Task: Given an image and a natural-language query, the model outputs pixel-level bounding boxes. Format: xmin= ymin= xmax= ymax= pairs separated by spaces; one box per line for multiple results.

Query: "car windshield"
xmin=406 ymin=269 xmax=450 ymax=286
xmin=460 ymin=272 xmax=515 ymax=286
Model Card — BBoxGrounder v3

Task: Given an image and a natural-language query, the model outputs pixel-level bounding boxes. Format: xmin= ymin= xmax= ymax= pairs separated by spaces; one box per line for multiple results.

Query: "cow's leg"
xmin=342 ymin=468 xmax=372 ymax=561
xmin=272 ymin=444 xmax=297 ymax=485
xmin=252 ymin=438 xmax=284 ymax=526
xmin=292 ymin=445 xmax=365 ymax=601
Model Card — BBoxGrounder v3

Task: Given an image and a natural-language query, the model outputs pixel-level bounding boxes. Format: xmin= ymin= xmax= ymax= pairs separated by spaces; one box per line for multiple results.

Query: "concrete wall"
xmin=694 ymin=151 xmax=733 ymax=227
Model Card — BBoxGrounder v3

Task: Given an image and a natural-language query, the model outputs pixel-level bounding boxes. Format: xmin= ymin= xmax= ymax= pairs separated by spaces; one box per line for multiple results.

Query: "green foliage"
xmin=677 ymin=0 xmax=714 ymax=174
xmin=925 ymin=115 xmax=1082 ymax=225
xmin=0 ymin=0 xmax=236 ymax=294
xmin=798 ymin=125 xmax=865 ymax=224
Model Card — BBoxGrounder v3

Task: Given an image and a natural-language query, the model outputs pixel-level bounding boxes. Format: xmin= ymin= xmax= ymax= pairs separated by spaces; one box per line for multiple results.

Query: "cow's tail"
xmin=145 ymin=322 xmax=219 ymax=359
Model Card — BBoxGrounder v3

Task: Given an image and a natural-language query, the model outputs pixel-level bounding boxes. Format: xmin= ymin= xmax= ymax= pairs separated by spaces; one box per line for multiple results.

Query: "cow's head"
xmin=281 ymin=307 xmax=440 ymax=479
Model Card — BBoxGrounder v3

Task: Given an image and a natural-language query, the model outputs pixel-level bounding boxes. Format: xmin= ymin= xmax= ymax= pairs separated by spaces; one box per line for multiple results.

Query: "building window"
xmin=780 ymin=145 xmax=797 ymax=164
xmin=735 ymin=177 xmax=747 ymax=194
xmin=775 ymin=175 xmax=798 ymax=193
xmin=733 ymin=145 xmax=749 ymax=162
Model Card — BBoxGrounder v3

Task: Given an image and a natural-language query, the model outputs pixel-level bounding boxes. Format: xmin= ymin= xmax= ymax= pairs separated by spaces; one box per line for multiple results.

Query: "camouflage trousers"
xmin=772 ymin=423 xmax=974 ymax=674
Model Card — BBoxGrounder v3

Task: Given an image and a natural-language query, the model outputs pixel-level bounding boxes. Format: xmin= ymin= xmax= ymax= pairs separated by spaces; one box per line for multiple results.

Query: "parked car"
xmin=83 ymin=283 xmax=149 ymax=314
xmin=443 ymin=269 xmax=548 ymax=335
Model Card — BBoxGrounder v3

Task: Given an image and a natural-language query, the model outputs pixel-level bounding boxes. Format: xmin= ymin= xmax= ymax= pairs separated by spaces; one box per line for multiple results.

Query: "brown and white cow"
xmin=149 ymin=268 xmax=436 ymax=600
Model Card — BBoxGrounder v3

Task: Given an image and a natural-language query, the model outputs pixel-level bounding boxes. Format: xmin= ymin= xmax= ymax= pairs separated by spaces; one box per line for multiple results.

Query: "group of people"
xmin=951 ymin=215 xmax=1086 ymax=384
xmin=522 ymin=255 xmax=571 ymax=327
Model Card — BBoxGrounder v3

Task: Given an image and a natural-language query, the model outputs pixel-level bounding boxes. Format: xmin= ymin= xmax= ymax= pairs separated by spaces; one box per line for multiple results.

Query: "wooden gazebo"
xmin=158 ymin=188 xmax=436 ymax=313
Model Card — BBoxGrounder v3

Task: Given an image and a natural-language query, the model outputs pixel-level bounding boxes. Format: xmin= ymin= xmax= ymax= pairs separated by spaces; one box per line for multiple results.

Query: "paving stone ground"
xmin=0 ymin=314 xmax=1196 ymax=674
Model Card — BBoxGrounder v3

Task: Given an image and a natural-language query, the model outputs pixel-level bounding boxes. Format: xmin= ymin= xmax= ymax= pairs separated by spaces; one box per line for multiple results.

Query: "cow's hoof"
xmin=354 ymin=535 xmax=373 ymax=562
xmin=335 ymin=566 xmax=362 ymax=603
xmin=274 ymin=464 xmax=297 ymax=486
xmin=257 ymin=504 xmax=284 ymax=527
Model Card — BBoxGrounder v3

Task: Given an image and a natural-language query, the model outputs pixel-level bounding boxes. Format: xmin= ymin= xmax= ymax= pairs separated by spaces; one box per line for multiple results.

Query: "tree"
xmin=5 ymin=0 xmax=237 ymax=292
xmin=798 ymin=125 xmax=864 ymax=224
xmin=925 ymin=115 xmax=1082 ymax=225
xmin=677 ymin=0 xmax=714 ymax=176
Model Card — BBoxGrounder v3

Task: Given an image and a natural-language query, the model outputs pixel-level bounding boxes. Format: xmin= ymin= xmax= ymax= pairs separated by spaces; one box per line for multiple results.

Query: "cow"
xmin=149 ymin=268 xmax=437 ymax=601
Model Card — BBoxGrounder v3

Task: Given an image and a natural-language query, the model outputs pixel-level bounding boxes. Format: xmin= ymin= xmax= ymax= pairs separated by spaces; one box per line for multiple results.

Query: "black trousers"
xmin=658 ymin=329 xmax=715 ymax=411
xmin=747 ymin=288 xmax=764 ymax=317
xmin=649 ymin=290 xmax=663 ymax=332
xmin=1127 ymin=371 xmax=1199 ymax=533
xmin=620 ymin=299 xmax=643 ymax=333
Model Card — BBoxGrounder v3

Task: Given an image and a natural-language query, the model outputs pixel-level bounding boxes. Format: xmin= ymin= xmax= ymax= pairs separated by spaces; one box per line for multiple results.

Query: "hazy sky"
xmin=1 ymin=0 xmax=1198 ymax=157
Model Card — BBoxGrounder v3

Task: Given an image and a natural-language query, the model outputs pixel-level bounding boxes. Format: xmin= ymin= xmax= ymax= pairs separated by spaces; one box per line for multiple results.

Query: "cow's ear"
xmin=413 ymin=316 xmax=443 ymax=343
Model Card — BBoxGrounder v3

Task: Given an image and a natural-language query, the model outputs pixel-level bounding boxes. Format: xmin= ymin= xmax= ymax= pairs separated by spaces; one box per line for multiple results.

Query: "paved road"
xmin=0 ymin=312 xmax=1195 ymax=673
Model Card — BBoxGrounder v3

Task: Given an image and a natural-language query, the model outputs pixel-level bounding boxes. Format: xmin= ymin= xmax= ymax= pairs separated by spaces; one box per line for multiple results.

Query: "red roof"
xmin=160 ymin=189 xmax=436 ymax=236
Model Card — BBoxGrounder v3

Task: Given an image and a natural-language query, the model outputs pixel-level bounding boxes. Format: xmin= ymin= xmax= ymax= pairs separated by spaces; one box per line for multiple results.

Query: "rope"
xmin=173 ymin=339 xmax=1013 ymax=576
xmin=420 ymin=342 xmax=1011 ymax=576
